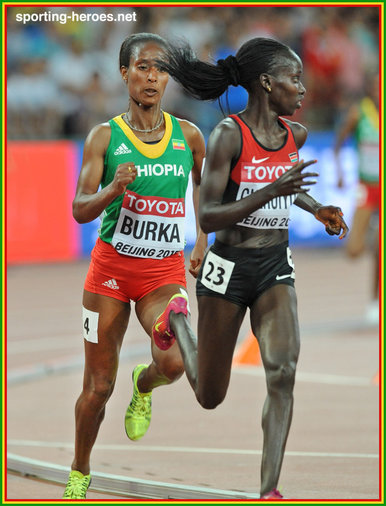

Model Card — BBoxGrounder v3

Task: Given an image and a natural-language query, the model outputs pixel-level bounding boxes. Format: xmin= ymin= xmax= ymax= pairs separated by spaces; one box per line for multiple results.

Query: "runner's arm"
xmin=199 ymin=120 xmax=317 ymax=233
xmin=179 ymin=119 xmax=207 ymax=277
xmin=73 ymin=124 xmax=136 ymax=223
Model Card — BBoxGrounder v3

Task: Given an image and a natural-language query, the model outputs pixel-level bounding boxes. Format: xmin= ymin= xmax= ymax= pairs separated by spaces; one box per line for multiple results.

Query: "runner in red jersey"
xmin=151 ymin=37 xmax=348 ymax=499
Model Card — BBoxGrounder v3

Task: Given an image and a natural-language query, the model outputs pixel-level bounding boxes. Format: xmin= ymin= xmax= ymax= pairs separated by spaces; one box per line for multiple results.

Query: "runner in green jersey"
xmin=63 ymin=33 xmax=206 ymax=500
xmin=334 ymin=73 xmax=379 ymax=325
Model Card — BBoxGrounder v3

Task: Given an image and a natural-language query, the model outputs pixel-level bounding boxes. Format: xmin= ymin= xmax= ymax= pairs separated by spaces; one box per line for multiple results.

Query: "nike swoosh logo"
xmin=154 ymin=322 xmax=172 ymax=337
xmin=252 ymin=156 xmax=270 ymax=164
xmin=275 ymin=273 xmax=294 ymax=280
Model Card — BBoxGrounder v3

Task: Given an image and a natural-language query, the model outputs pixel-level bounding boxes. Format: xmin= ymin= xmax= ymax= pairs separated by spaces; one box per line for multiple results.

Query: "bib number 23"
xmin=200 ymin=250 xmax=235 ymax=295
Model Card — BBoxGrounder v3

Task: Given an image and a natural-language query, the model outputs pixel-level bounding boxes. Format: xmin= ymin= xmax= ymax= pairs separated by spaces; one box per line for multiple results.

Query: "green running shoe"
xmin=63 ymin=470 xmax=91 ymax=499
xmin=125 ymin=364 xmax=152 ymax=441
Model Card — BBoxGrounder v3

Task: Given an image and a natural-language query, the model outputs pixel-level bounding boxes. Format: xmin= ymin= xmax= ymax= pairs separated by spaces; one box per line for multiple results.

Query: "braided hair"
xmin=156 ymin=37 xmax=296 ymax=101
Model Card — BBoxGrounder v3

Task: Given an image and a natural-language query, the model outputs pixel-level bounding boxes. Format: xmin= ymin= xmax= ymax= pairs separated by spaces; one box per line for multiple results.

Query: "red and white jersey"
xmin=225 ymin=114 xmax=299 ymax=230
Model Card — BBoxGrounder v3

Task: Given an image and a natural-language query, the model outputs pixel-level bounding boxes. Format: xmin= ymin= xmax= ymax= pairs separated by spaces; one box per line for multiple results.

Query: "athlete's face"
xmin=267 ymin=53 xmax=306 ymax=116
xmin=122 ymin=42 xmax=169 ymax=107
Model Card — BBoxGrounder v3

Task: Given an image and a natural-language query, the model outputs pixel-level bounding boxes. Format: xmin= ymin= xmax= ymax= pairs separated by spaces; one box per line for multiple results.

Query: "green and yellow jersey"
xmin=355 ymin=97 xmax=379 ymax=184
xmin=100 ymin=112 xmax=194 ymax=259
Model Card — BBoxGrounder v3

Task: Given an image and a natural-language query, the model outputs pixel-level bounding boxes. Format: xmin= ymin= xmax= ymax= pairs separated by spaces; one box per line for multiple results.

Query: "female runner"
xmin=63 ymin=32 xmax=206 ymax=499
xmin=151 ymin=37 xmax=348 ymax=499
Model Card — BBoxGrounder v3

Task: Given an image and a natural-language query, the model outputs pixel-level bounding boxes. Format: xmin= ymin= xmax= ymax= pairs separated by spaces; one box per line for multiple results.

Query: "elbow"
xmin=74 ymin=216 xmax=87 ymax=225
xmin=72 ymin=202 xmax=87 ymax=224
xmin=199 ymin=209 xmax=217 ymax=234
xmin=200 ymin=222 xmax=214 ymax=234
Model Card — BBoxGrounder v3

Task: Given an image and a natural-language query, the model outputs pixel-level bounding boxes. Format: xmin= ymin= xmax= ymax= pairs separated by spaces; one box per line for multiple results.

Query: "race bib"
xmin=200 ymin=250 xmax=235 ymax=294
xmin=236 ymin=162 xmax=296 ymax=229
xmin=112 ymin=190 xmax=185 ymax=259
xmin=359 ymin=143 xmax=379 ymax=180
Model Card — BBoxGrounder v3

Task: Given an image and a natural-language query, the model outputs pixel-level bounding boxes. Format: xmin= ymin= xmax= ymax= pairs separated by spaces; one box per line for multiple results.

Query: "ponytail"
xmin=157 ymin=37 xmax=295 ymax=101
xmin=156 ymin=43 xmax=240 ymax=101
xmin=217 ymin=55 xmax=240 ymax=87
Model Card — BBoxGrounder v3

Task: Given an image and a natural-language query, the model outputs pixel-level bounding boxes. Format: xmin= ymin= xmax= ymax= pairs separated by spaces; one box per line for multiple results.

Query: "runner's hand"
xmin=315 ymin=205 xmax=349 ymax=239
xmin=189 ymin=244 xmax=205 ymax=278
xmin=271 ymin=159 xmax=318 ymax=197
xmin=112 ymin=163 xmax=137 ymax=195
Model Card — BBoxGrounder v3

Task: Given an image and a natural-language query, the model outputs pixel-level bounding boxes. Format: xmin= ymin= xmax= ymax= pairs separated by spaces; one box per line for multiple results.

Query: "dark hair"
xmin=119 ymin=32 xmax=168 ymax=69
xmin=157 ymin=37 xmax=296 ymax=101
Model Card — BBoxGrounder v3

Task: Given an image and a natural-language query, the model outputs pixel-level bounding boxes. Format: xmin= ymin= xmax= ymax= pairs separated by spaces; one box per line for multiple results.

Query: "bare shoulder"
xmin=86 ymin=122 xmax=111 ymax=144
xmin=281 ymin=118 xmax=308 ymax=149
xmin=211 ymin=116 xmax=241 ymax=141
xmin=207 ymin=116 xmax=241 ymax=155
xmin=176 ymin=117 xmax=205 ymax=153
xmin=84 ymin=122 xmax=112 ymax=155
xmin=344 ymin=103 xmax=361 ymax=126
xmin=213 ymin=116 xmax=240 ymax=134
xmin=176 ymin=117 xmax=204 ymax=141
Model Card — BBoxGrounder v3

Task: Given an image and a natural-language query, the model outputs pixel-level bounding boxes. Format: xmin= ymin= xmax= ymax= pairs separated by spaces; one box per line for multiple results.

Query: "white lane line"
xmin=7 ymin=440 xmax=378 ymax=459
xmin=233 ymin=366 xmax=374 ymax=387
xmin=7 ymin=345 xmax=150 ymax=385
xmin=8 ymin=355 xmax=375 ymax=388
xmin=6 ymin=317 xmax=377 ymax=356
xmin=7 ymin=453 xmax=259 ymax=499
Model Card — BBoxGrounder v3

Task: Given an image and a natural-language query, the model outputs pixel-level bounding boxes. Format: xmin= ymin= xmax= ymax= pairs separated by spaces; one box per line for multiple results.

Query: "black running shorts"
xmin=196 ymin=240 xmax=295 ymax=308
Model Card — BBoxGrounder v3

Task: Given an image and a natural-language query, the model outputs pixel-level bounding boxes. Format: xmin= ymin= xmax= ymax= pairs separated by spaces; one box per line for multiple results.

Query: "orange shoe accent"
xmin=372 ymin=370 xmax=379 ymax=385
xmin=232 ymin=330 xmax=261 ymax=366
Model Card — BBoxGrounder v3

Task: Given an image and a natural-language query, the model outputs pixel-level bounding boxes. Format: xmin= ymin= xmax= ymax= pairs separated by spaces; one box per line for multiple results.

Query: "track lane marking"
xmin=8 ymin=440 xmax=378 ymax=459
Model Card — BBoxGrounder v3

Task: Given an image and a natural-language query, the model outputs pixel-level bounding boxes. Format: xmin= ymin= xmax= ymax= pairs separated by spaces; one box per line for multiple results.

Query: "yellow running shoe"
xmin=62 ymin=470 xmax=91 ymax=499
xmin=125 ymin=364 xmax=152 ymax=441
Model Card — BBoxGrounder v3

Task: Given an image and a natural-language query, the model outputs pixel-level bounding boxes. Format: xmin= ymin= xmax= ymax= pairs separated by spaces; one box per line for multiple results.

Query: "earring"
xmin=267 ymin=86 xmax=271 ymax=92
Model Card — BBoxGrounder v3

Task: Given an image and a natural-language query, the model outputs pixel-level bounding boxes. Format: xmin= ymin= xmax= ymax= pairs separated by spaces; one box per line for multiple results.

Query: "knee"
xmin=86 ymin=376 xmax=116 ymax=406
xmin=347 ymin=248 xmax=362 ymax=259
xmin=196 ymin=388 xmax=226 ymax=410
xmin=266 ymin=363 xmax=297 ymax=395
xmin=158 ymin=356 xmax=184 ymax=382
xmin=347 ymin=241 xmax=364 ymax=259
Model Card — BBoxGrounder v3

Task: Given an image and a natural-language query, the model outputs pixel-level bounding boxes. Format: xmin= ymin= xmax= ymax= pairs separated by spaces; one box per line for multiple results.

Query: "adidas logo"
xmin=102 ymin=278 xmax=120 ymax=290
xmin=114 ymin=143 xmax=132 ymax=155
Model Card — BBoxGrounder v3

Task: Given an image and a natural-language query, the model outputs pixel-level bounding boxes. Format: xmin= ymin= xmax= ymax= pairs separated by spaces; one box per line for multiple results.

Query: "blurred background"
xmin=6 ymin=4 xmax=379 ymax=260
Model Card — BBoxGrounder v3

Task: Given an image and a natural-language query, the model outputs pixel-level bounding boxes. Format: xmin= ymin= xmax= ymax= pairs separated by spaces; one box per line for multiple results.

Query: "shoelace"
xmin=64 ymin=476 xmax=89 ymax=497
xmin=130 ymin=391 xmax=151 ymax=416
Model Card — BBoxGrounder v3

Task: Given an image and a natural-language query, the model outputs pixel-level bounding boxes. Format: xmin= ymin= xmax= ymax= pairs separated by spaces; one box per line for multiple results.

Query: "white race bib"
xmin=200 ymin=250 xmax=235 ymax=294
xmin=112 ymin=190 xmax=185 ymax=259
xmin=236 ymin=161 xmax=296 ymax=229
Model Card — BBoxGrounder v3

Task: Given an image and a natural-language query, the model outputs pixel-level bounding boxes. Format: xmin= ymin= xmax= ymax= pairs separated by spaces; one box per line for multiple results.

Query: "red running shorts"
xmin=356 ymin=182 xmax=379 ymax=211
xmin=84 ymin=238 xmax=187 ymax=302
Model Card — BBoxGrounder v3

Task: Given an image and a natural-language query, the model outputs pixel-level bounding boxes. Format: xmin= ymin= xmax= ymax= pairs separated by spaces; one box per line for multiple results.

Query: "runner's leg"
xmin=171 ymin=295 xmax=246 ymax=408
xmin=134 ymin=284 xmax=188 ymax=392
xmin=250 ymin=283 xmax=300 ymax=497
xmin=346 ymin=207 xmax=371 ymax=258
xmin=71 ymin=291 xmax=130 ymax=474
